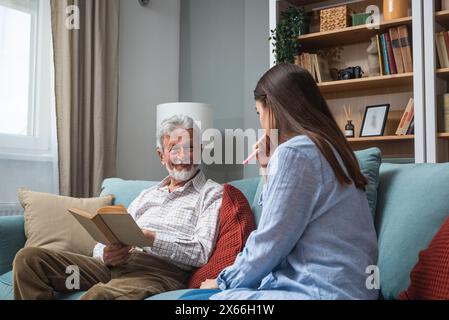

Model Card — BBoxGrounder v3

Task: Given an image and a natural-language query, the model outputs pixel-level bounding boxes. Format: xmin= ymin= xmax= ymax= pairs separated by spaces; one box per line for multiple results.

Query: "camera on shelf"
xmin=338 ymin=66 xmax=364 ymax=81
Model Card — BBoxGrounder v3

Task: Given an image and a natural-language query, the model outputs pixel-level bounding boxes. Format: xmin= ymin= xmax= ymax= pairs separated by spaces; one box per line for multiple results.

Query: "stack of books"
xmin=376 ymin=25 xmax=413 ymax=76
xmin=436 ymin=31 xmax=449 ymax=68
xmin=294 ymin=53 xmax=332 ymax=83
xmin=396 ymin=98 xmax=415 ymax=136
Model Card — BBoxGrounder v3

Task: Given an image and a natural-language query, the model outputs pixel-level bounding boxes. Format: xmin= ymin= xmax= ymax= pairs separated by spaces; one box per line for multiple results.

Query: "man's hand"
xmin=142 ymin=229 xmax=155 ymax=246
xmin=103 ymin=244 xmax=132 ymax=267
xmin=200 ymin=279 xmax=219 ymax=289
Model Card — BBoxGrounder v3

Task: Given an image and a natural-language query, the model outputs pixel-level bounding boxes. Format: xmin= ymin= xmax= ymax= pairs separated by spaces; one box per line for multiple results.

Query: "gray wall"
xmin=117 ymin=0 xmax=181 ymax=181
xmin=180 ymin=0 xmax=270 ymax=182
xmin=243 ymin=0 xmax=270 ymax=179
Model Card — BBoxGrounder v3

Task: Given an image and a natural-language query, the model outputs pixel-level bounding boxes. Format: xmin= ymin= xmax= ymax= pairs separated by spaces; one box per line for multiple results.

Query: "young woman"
xmin=197 ymin=63 xmax=379 ymax=300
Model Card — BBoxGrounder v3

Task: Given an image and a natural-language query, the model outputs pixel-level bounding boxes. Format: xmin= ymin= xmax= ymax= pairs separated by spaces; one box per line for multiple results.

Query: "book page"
xmin=100 ymin=213 xmax=152 ymax=247
xmin=68 ymin=208 xmax=112 ymax=245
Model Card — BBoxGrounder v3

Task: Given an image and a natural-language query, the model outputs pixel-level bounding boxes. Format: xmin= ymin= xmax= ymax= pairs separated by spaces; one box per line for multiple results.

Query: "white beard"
xmin=167 ymin=165 xmax=199 ymax=182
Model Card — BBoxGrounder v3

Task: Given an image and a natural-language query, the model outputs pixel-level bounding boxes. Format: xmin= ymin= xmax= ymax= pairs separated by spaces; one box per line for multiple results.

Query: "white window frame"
xmin=0 ymin=0 xmax=54 ymax=160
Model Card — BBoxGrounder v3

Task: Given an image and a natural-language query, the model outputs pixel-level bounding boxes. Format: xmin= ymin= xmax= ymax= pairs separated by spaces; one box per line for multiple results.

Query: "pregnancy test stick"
xmin=243 ymin=136 xmax=266 ymax=165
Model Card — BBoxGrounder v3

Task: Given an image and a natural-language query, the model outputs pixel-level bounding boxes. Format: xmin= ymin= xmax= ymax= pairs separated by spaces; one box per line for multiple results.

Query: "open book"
xmin=68 ymin=205 xmax=151 ymax=247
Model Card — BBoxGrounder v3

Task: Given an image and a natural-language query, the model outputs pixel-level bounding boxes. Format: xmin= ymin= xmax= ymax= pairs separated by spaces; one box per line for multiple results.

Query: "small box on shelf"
xmin=320 ymin=5 xmax=353 ymax=32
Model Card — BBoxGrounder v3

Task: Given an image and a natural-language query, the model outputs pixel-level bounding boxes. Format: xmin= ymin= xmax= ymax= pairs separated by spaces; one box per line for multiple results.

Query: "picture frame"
xmin=360 ymin=104 xmax=390 ymax=137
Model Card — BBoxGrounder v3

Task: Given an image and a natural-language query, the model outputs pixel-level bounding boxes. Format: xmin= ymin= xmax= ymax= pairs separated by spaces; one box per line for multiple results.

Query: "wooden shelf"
xmin=285 ymin=0 xmax=322 ymax=5
xmin=298 ymin=16 xmax=412 ymax=49
xmin=347 ymin=133 xmax=449 ymax=143
xmin=437 ymin=68 xmax=449 ymax=79
xmin=348 ymin=135 xmax=414 ymax=143
xmin=436 ymin=10 xmax=449 ymax=28
xmin=318 ymin=73 xmax=413 ymax=95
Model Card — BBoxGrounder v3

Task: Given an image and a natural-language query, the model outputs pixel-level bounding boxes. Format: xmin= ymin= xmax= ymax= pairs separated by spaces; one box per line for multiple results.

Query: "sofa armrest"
xmin=0 ymin=216 xmax=26 ymax=275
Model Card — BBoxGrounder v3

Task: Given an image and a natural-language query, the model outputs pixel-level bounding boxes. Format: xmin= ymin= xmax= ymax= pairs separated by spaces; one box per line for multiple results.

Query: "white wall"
xmin=179 ymin=0 xmax=270 ymax=182
xmin=117 ymin=0 xmax=181 ymax=181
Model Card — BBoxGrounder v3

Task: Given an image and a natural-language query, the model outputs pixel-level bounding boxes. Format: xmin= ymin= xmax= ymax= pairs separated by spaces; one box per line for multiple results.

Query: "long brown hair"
xmin=254 ymin=63 xmax=367 ymax=190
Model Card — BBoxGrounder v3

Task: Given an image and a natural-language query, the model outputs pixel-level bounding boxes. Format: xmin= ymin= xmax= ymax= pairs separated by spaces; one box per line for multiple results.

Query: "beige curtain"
xmin=51 ymin=0 xmax=120 ymax=198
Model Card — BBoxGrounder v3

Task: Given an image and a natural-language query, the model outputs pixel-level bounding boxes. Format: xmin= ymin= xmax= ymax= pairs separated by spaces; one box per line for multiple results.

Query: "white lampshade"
xmin=156 ymin=102 xmax=214 ymax=141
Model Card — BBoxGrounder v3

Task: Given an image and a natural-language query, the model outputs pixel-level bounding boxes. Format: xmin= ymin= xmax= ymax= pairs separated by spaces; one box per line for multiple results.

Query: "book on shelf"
xmin=376 ymin=34 xmax=384 ymax=76
xmin=376 ymin=25 xmax=412 ymax=76
xmin=406 ymin=116 xmax=415 ymax=135
xmin=437 ymin=93 xmax=449 ymax=133
xmin=389 ymin=27 xmax=405 ymax=74
xmin=380 ymin=34 xmax=390 ymax=75
xmin=398 ymin=25 xmax=413 ymax=73
xmin=436 ymin=32 xmax=449 ymax=68
xmin=395 ymin=98 xmax=415 ymax=136
xmin=384 ymin=32 xmax=398 ymax=74
xmin=68 ymin=205 xmax=151 ymax=247
xmin=295 ymin=52 xmax=331 ymax=83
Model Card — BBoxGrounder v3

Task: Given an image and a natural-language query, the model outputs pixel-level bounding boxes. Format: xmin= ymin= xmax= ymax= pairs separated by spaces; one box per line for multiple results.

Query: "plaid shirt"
xmin=93 ymin=171 xmax=223 ymax=270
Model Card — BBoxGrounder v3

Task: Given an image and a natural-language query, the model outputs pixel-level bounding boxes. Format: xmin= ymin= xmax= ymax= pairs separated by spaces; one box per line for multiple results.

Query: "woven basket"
xmin=320 ymin=5 xmax=353 ymax=32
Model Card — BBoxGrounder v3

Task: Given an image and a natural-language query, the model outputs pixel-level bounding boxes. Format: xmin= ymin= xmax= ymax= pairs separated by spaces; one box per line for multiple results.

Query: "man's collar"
xmin=191 ymin=170 xmax=206 ymax=192
xmin=158 ymin=169 xmax=206 ymax=192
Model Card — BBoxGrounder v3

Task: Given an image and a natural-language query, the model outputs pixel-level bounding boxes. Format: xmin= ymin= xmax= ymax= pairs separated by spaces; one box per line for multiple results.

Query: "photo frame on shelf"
xmin=360 ymin=104 xmax=390 ymax=137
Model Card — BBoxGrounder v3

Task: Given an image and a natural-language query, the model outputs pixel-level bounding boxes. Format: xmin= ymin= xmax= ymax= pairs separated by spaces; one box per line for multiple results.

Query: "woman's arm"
xmin=217 ymin=146 xmax=323 ymax=290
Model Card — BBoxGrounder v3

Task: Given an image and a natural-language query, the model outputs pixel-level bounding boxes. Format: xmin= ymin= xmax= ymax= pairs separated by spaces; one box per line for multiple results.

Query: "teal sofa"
xmin=2 ymin=162 xmax=449 ymax=300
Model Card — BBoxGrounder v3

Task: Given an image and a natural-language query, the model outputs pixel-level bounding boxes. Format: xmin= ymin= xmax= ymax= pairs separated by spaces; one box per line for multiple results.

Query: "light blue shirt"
xmin=212 ymin=135 xmax=379 ymax=300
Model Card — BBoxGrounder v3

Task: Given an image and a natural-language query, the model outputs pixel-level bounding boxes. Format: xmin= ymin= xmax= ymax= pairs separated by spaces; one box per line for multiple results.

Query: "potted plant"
xmin=270 ymin=7 xmax=309 ymax=64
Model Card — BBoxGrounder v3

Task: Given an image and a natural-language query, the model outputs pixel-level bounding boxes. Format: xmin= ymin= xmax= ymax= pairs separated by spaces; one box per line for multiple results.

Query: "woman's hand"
xmin=254 ymin=135 xmax=272 ymax=168
xmin=200 ymin=279 xmax=219 ymax=289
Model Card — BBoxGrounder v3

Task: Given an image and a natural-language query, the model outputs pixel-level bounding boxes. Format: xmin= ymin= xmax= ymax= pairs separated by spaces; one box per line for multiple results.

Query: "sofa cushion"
xmin=399 ymin=214 xmax=449 ymax=300
xmin=188 ymin=184 xmax=255 ymax=288
xmin=147 ymin=289 xmax=194 ymax=300
xmin=0 ymin=271 xmax=13 ymax=300
xmin=354 ymin=148 xmax=382 ymax=217
xmin=100 ymin=178 xmax=157 ymax=208
xmin=229 ymin=177 xmax=264 ymax=226
xmin=19 ymin=189 xmax=114 ymax=256
xmin=0 ymin=271 xmax=87 ymax=300
xmin=0 ymin=216 xmax=26 ymax=275
xmin=376 ymin=163 xmax=449 ymax=299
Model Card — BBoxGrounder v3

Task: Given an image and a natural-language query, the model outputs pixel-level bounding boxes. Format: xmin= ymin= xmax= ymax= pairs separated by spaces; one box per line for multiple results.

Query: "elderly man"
xmin=13 ymin=115 xmax=223 ymax=300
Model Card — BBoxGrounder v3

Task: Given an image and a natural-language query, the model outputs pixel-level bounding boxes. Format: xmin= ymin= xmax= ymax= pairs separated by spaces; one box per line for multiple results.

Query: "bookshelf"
xmin=318 ymin=72 xmax=413 ymax=95
xmin=271 ymin=0 xmax=422 ymax=160
xmin=269 ymin=0 xmax=449 ymax=163
xmin=298 ymin=16 xmax=413 ymax=49
xmin=427 ymin=1 xmax=449 ymax=162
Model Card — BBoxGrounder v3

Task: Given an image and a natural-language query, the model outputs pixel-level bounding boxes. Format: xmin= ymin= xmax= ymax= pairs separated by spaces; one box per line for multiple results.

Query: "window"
xmin=0 ymin=0 xmax=54 ymax=155
xmin=0 ymin=1 xmax=37 ymax=136
xmin=0 ymin=0 xmax=58 ymax=215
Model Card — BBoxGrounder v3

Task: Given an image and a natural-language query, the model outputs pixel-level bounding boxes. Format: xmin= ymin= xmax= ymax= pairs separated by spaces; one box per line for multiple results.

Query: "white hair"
xmin=156 ymin=115 xmax=200 ymax=150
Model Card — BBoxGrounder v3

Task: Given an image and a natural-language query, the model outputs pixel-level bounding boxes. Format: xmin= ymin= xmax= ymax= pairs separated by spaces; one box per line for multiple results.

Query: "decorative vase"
xmin=383 ymin=0 xmax=410 ymax=21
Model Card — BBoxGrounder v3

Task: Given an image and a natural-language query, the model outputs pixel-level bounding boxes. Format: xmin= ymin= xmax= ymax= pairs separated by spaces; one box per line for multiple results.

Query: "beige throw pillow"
xmin=18 ymin=189 xmax=114 ymax=256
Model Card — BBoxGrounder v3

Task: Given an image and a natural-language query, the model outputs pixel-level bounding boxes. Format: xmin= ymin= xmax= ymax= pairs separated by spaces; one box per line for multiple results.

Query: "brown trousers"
xmin=13 ymin=247 xmax=190 ymax=300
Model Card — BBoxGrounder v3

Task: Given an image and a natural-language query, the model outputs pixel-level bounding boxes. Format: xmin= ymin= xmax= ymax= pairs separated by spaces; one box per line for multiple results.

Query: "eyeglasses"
xmin=168 ymin=144 xmax=195 ymax=156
